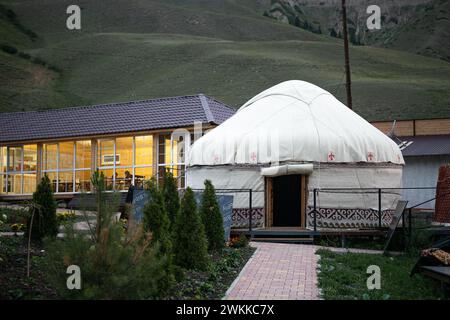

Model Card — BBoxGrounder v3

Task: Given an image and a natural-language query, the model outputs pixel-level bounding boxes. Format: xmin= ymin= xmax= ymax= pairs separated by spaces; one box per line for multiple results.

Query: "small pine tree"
xmin=173 ymin=187 xmax=209 ymax=270
xmin=143 ymin=177 xmax=172 ymax=257
xmin=200 ymin=180 xmax=225 ymax=251
xmin=162 ymin=170 xmax=180 ymax=229
xmin=27 ymin=174 xmax=58 ymax=241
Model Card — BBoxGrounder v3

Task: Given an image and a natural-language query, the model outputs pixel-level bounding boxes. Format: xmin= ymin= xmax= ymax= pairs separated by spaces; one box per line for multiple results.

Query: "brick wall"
xmin=434 ymin=164 xmax=450 ymax=223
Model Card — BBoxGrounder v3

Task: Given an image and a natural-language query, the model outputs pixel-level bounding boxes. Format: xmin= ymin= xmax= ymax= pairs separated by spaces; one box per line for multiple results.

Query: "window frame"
xmin=0 ymin=145 xmax=37 ymax=195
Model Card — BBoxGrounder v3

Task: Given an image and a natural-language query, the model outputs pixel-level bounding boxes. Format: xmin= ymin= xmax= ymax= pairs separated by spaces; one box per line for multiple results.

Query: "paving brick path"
xmin=226 ymin=242 xmax=320 ymax=300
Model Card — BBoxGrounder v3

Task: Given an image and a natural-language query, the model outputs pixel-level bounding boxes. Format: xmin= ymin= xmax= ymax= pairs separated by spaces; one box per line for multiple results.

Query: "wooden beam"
xmin=342 ymin=0 xmax=353 ymax=110
xmin=301 ymin=175 xmax=306 ymax=228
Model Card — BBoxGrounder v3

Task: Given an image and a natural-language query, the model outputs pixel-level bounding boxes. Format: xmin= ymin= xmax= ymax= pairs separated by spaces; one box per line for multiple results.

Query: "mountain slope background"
xmin=0 ymin=0 xmax=449 ymax=122
xmin=265 ymin=0 xmax=450 ymax=61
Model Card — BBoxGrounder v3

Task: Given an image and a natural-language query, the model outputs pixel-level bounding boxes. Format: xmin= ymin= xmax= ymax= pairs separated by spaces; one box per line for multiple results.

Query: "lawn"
xmin=316 ymin=249 xmax=447 ymax=300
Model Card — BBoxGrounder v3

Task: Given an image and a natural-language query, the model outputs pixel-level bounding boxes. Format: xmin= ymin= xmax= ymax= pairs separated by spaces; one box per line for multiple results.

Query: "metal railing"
xmin=311 ymin=187 xmax=441 ymax=232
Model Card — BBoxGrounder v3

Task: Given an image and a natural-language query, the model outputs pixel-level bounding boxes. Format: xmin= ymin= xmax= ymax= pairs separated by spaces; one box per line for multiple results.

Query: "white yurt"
xmin=187 ymin=80 xmax=404 ymax=229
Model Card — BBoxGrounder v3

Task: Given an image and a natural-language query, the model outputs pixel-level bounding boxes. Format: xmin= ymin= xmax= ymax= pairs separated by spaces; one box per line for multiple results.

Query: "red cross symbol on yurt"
xmin=328 ymin=151 xmax=335 ymax=161
xmin=250 ymin=151 xmax=257 ymax=162
xmin=367 ymin=152 xmax=374 ymax=161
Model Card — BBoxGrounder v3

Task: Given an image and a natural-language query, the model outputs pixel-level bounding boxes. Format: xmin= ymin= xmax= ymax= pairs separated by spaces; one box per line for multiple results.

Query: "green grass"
xmin=0 ymin=0 xmax=449 ymax=121
xmin=317 ymin=249 xmax=447 ymax=300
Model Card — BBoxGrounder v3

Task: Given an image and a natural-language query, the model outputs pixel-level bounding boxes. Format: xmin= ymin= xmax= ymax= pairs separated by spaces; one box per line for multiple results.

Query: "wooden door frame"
xmin=265 ymin=175 xmax=308 ymax=228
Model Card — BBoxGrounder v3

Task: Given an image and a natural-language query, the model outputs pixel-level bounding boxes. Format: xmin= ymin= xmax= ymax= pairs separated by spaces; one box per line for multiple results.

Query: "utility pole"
xmin=342 ymin=0 xmax=353 ymax=110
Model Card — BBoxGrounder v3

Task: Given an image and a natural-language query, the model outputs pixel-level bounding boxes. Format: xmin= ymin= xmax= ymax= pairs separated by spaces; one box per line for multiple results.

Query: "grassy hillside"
xmin=266 ymin=0 xmax=450 ymax=61
xmin=0 ymin=0 xmax=449 ymax=122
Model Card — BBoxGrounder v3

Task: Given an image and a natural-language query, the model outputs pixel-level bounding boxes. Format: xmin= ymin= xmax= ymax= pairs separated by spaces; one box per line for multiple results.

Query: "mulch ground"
xmin=0 ymin=236 xmax=57 ymax=300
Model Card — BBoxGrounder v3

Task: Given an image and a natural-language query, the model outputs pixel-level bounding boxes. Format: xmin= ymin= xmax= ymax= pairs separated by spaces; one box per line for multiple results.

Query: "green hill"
xmin=265 ymin=0 xmax=450 ymax=62
xmin=0 ymin=0 xmax=449 ymax=122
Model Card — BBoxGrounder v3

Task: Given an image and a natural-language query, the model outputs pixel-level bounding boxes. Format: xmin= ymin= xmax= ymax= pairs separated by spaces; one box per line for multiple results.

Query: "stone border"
xmin=224 ymin=243 xmax=259 ymax=299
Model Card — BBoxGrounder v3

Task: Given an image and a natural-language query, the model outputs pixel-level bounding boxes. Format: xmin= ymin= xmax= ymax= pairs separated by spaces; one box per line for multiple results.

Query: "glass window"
xmin=44 ymin=144 xmax=58 ymax=171
xmin=58 ymin=171 xmax=73 ymax=193
xmin=116 ymin=137 xmax=133 ymax=167
xmin=7 ymin=174 xmax=22 ymax=194
xmin=0 ymin=174 xmax=5 ymax=194
xmin=23 ymin=173 xmax=36 ymax=194
xmin=172 ymin=134 xmax=185 ymax=164
xmin=8 ymin=147 xmax=22 ymax=172
xmin=0 ymin=147 xmax=6 ymax=173
xmin=99 ymin=169 xmax=114 ymax=191
xmin=45 ymin=172 xmax=57 ymax=193
xmin=135 ymin=135 xmax=153 ymax=166
xmin=98 ymin=140 xmax=115 ymax=167
xmin=75 ymin=170 xmax=91 ymax=192
xmin=76 ymin=140 xmax=91 ymax=169
xmin=135 ymin=167 xmax=153 ymax=189
xmin=23 ymin=145 xmax=37 ymax=172
xmin=158 ymin=134 xmax=171 ymax=164
xmin=115 ymin=168 xmax=133 ymax=191
xmin=59 ymin=142 xmax=74 ymax=170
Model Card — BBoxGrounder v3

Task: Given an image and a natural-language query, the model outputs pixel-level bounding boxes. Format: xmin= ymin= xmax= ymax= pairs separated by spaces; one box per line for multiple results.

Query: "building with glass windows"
xmin=0 ymin=94 xmax=234 ymax=201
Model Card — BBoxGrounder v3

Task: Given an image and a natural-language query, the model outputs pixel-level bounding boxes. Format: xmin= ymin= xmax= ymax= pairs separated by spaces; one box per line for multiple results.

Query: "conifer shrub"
xmin=162 ymin=170 xmax=180 ymax=229
xmin=27 ymin=174 xmax=58 ymax=241
xmin=143 ymin=177 xmax=172 ymax=257
xmin=173 ymin=187 xmax=210 ymax=271
xmin=42 ymin=172 xmax=173 ymax=299
xmin=200 ymin=180 xmax=225 ymax=252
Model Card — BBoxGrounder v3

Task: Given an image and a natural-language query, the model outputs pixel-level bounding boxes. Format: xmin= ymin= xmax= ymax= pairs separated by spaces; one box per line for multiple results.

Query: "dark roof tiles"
xmin=0 ymin=95 xmax=235 ymax=143
xmin=399 ymin=135 xmax=450 ymax=156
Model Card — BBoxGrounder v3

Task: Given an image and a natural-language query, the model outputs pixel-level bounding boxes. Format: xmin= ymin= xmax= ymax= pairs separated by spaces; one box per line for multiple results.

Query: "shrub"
xmin=200 ymin=180 xmax=225 ymax=251
xmin=143 ymin=177 xmax=172 ymax=257
xmin=229 ymin=234 xmax=249 ymax=248
xmin=173 ymin=187 xmax=210 ymax=271
xmin=56 ymin=211 xmax=77 ymax=225
xmin=42 ymin=173 xmax=173 ymax=299
xmin=162 ymin=170 xmax=180 ymax=229
xmin=27 ymin=174 xmax=58 ymax=241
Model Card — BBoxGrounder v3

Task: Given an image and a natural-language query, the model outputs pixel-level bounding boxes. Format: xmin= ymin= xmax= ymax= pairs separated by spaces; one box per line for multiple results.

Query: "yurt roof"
xmin=188 ymin=80 xmax=404 ymax=166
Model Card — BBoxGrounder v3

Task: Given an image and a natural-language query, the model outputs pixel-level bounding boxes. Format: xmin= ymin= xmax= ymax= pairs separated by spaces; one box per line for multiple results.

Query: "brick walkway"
xmin=226 ymin=242 xmax=320 ymax=300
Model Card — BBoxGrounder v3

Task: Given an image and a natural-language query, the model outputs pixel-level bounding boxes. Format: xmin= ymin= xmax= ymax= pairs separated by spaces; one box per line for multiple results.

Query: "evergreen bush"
xmin=173 ymin=187 xmax=209 ymax=271
xmin=43 ymin=173 xmax=173 ymax=299
xmin=143 ymin=177 xmax=172 ymax=257
xmin=200 ymin=180 xmax=225 ymax=251
xmin=162 ymin=170 xmax=180 ymax=229
xmin=27 ymin=174 xmax=58 ymax=241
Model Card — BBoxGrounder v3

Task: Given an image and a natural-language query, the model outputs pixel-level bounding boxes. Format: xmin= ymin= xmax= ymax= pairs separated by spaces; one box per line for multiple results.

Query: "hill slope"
xmin=265 ymin=0 xmax=450 ymax=61
xmin=0 ymin=0 xmax=449 ymax=122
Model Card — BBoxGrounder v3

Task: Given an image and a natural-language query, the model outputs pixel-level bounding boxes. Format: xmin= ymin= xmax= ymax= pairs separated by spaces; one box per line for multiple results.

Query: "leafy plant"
xmin=229 ymin=234 xmax=249 ymax=248
xmin=200 ymin=180 xmax=225 ymax=252
xmin=56 ymin=211 xmax=77 ymax=225
xmin=173 ymin=187 xmax=210 ymax=271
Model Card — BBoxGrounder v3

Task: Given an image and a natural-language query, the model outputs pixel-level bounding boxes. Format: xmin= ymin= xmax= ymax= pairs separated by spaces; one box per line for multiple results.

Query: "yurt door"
xmin=269 ymin=175 xmax=303 ymax=227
